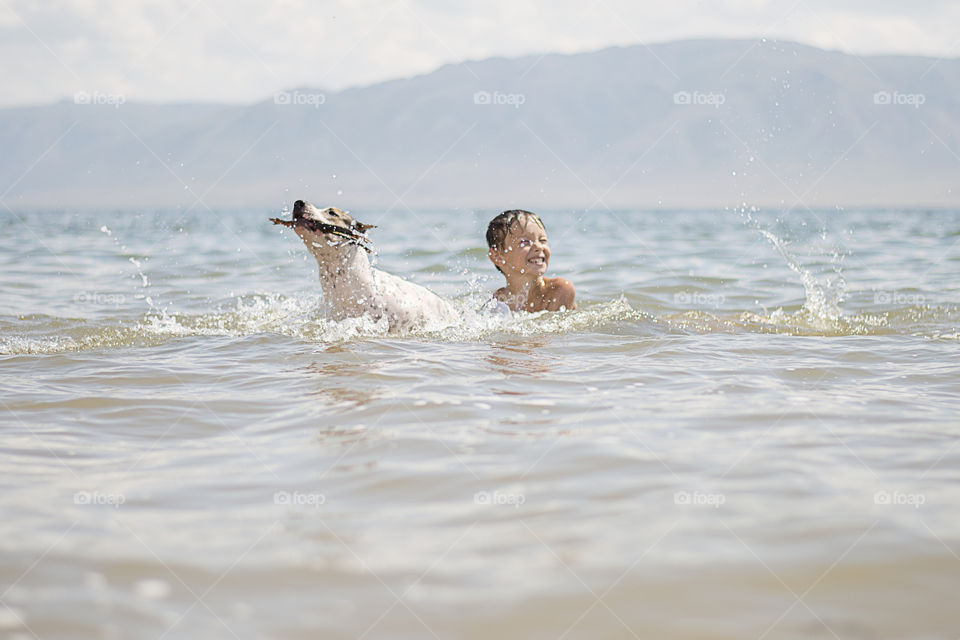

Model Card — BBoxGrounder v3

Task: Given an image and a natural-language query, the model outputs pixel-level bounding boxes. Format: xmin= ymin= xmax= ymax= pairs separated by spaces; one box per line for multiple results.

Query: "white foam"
xmin=0 ymin=336 xmax=79 ymax=355
xmin=3 ymin=289 xmax=950 ymax=356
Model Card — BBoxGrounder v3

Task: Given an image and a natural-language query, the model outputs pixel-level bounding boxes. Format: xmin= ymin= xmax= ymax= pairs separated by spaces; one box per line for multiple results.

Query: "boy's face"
xmin=489 ymin=218 xmax=550 ymax=279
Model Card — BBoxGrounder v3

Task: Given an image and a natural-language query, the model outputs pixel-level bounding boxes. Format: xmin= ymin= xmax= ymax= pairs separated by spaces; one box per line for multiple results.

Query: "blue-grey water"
xmin=1 ymin=207 xmax=959 ymax=639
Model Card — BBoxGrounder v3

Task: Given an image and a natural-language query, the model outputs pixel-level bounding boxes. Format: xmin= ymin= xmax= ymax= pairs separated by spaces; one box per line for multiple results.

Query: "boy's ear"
xmin=488 ymin=247 xmax=505 ymax=274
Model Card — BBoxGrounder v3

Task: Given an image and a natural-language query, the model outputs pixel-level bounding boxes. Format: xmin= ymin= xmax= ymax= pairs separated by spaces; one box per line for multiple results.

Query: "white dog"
xmin=272 ymin=200 xmax=457 ymax=332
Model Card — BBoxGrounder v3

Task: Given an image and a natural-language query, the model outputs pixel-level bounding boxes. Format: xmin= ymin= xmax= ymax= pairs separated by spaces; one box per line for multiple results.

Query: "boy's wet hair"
xmin=486 ymin=209 xmax=546 ymax=251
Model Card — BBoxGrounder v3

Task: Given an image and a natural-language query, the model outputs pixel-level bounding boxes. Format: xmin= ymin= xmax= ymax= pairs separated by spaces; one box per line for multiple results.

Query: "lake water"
xmin=2 ymin=206 xmax=959 ymax=639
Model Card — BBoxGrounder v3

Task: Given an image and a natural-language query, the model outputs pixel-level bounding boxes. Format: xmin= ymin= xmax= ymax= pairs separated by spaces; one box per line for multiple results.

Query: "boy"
xmin=486 ymin=209 xmax=576 ymax=312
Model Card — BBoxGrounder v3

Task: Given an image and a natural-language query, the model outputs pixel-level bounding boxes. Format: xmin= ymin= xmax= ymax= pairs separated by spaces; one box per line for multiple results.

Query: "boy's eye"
xmin=518 ymin=239 xmax=531 ymax=247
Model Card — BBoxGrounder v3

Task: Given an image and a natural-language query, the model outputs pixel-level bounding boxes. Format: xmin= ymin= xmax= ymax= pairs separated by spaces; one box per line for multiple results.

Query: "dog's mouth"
xmin=270 ymin=203 xmax=374 ymax=253
xmin=270 ymin=216 xmax=373 ymax=251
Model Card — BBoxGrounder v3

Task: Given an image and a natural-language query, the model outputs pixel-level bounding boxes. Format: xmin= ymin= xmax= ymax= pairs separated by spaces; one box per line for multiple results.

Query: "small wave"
xmin=0 ymin=294 xmax=655 ymax=355
xmin=3 ymin=293 xmax=957 ymax=356
xmin=0 ymin=335 xmax=81 ymax=355
xmin=0 ymin=294 xmax=327 ymax=355
xmin=139 ymin=293 xmax=323 ymax=337
xmin=0 ymin=322 xmax=148 ymax=355
xmin=735 ymin=307 xmax=890 ymax=336
xmin=136 ymin=293 xmax=402 ymax=343
xmin=644 ymin=289 xmax=960 ymax=336
xmin=720 ymin=210 xmax=960 ymax=336
xmin=142 ymin=294 xmax=653 ymax=343
xmin=661 ymin=303 xmax=960 ymax=337
xmin=433 ymin=295 xmax=652 ymax=341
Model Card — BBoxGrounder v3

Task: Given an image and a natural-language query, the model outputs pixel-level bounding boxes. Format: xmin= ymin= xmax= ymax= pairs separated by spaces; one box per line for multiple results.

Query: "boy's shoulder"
xmin=544 ymin=277 xmax=575 ymax=294
xmin=494 ymin=278 xmax=576 ymax=311
xmin=544 ymin=277 xmax=576 ymax=309
xmin=545 ymin=276 xmax=574 ymax=289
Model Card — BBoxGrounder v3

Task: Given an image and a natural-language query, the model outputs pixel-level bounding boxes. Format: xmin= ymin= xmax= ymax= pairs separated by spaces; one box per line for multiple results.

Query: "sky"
xmin=2 ymin=0 xmax=959 ymax=106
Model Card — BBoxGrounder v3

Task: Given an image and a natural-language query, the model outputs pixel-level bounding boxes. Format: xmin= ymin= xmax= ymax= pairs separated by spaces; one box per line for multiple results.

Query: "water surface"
xmin=2 ymin=207 xmax=959 ymax=639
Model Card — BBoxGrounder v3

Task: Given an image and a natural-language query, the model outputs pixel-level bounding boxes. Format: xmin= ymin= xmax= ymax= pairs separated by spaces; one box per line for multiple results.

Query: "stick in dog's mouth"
xmin=270 ymin=216 xmax=375 ymax=253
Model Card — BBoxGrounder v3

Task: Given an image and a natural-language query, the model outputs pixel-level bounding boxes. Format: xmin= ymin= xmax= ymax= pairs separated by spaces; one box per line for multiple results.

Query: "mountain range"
xmin=1 ymin=38 xmax=958 ymax=210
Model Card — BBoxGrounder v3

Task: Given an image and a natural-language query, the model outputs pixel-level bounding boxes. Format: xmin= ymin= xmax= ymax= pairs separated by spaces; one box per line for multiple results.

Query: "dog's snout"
xmin=292 ymin=200 xmax=306 ymax=218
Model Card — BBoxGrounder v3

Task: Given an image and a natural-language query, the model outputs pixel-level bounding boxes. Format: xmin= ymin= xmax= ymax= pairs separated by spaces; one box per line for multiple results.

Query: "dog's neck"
xmin=308 ymin=242 xmax=377 ymax=310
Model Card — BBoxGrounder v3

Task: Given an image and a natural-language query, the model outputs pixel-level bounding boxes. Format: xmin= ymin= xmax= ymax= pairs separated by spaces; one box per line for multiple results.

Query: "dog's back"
xmin=369 ymin=268 xmax=458 ymax=332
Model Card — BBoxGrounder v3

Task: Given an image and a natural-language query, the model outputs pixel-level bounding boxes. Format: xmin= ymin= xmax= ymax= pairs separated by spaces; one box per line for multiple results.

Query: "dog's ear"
xmin=353 ymin=221 xmax=376 ymax=233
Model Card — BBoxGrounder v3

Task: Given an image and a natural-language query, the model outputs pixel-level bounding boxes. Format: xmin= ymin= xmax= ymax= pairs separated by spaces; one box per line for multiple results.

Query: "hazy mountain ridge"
xmin=2 ymin=38 xmax=958 ymax=210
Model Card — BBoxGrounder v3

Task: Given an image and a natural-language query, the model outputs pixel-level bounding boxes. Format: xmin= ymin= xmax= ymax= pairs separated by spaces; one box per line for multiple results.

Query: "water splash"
xmin=4 ymin=290 xmax=958 ymax=356
xmin=738 ymin=209 xmax=851 ymax=331
xmin=100 ymin=225 xmax=161 ymax=314
xmin=0 ymin=294 xmax=653 ymax=355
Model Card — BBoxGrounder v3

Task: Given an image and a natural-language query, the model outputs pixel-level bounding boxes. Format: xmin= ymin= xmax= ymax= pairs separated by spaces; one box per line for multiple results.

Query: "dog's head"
xmin=272 ymin=200 xmax=376 ymax=255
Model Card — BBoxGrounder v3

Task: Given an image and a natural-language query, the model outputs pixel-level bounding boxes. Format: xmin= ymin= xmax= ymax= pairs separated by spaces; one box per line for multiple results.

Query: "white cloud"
xmin=1 ymin=0 xmax=958 ymax=106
